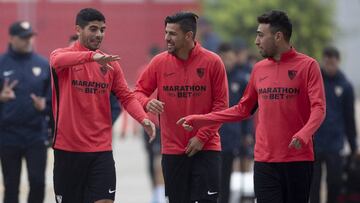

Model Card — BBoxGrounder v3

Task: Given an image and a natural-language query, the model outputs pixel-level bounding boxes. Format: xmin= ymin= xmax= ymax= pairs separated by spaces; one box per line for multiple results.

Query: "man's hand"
xmin=288 ymin=137 xmax=302 ymax=150
xmin=146 ymin=99 xmax=165 ymax=114
xmin=0 ymin=79 xmax=18 ymax=102
xmin=93 ymin=53 xmax=120 ymax=70
xmin=30 ymin=93 xmax=46 ymax=111
xmin=185 ymin=136 xmax=204 ymax=157
xmin=176 ymin=117 xmax=194 ymax=131
xmin=142 ymin=118 xmax=156 ymax=143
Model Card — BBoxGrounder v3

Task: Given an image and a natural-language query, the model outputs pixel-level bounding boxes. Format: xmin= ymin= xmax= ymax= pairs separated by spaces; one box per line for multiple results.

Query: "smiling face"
xmin=254 ymin=23 xmax=278 ymax=58
xmin=77 ymin=20 xmax=106 ymax=51
xmin=164 ymin=23 xmax=189 ymax=55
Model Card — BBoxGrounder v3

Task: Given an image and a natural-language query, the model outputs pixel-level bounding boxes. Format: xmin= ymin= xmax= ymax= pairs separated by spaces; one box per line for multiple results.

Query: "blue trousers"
xmin=0 ymin=142 xmax=47 ymax=203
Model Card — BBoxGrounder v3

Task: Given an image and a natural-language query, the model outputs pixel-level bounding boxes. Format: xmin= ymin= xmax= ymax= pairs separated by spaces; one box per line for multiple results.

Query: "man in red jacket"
xmin=134 ymin=12 xmax=229 ymax=203
xmin=50 ymin=8 xmax=155 ymax=203
xmin=178 ymin=10 xmax=326 ymax=203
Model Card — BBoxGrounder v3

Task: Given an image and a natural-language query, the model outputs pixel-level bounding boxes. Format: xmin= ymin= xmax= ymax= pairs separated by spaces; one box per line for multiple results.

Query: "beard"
xmin=166 ymin=41 xmax=176 ymax=54
xmin=167 ymin=47 xmax=176 ymax=54
xmin=80 ymin=35 xmax=102 ymax=51
xmin=259 ymin=46 xmax=276 ymax=58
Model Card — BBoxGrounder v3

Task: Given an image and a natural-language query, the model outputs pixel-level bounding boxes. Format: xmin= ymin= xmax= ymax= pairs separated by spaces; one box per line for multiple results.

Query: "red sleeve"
xmin=50 ymin=48 xmax=95 ymax=71
xmin=112 ymin=62 xmax=148 ymax=123
xmin=195 ymin=58 xmax=229 ymax=144
xmin=293 ymin=61 xmax=326 ymax=145
xmin=134 ymin=59 xmax=158 ymax=110
xmin=185 ymin=67 xmax=258 ymax=130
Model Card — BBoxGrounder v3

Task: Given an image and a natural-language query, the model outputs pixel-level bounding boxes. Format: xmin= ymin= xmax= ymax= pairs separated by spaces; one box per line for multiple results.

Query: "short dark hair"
xmin=69 ymin=34 xmax=79 ymax=42
xmin=76 ymin=8 xmax=105 ymax=28
xmin=323 ymin=46 xmax=340 ymax=59
xmin=217 ymin=42 xmax=233 ymax=54
xmin=165 ymin=11 xmax=199 ymax=39
xmin=257 ymin=10 xmax=292 ymax=42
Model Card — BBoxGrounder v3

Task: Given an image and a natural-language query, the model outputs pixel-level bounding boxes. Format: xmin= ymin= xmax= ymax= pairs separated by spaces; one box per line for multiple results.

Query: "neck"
xmin=273 ymin=44 xmax=291 ymax=61
xmin=176 ymin=41 xmax=195 ymax=60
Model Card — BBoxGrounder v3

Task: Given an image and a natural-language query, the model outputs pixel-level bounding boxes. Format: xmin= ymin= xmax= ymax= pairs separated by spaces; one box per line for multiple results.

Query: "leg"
xmin=153 ymin=155 xmax=166 ymax=203
xmin=25 ymin=142 xmax=47 ymax=203
xmin=53 ymin=149 xmax=91 ymax=203
xmin=143 ymin=129 xmax=156 ymax=188
xmin=0 ymin=146 xmax=23 ymax=203
xmin=310 ymin=153 xmax=323 ymax=203
xmin=325 ymin=152 xmax=343 ymax=203
xmin=219 ymin=152 xmax=234 ymax=203
xmin=284 ymin=161 xmax=313 ymax=203
xmin=191 ymin=151 xmax=221 ymax=203
xmin=162 ymin=154 xmax=191 ymax=203
xmin=85 ymin=151 xmax=116 ymax=203
xmin=253 ymin=162 xmax=283 ymax=203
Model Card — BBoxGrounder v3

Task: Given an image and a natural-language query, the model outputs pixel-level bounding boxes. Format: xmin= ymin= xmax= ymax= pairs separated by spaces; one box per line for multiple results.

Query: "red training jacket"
xmin=50 ymin=41 xmax=148 ymax=152
xmin=185 ymin=48 xmax=326 ymax=162
xmin=135 ymin=43 xmax=229 ymax=154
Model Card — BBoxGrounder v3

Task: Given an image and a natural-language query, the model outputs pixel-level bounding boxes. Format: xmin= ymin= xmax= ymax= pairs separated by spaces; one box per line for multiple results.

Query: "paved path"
xmin=1 ymin=101 xmax=359 ymax=203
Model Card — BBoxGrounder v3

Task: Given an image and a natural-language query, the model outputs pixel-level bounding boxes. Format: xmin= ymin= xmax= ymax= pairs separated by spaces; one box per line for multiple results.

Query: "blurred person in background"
xmin=198 ymin=18 xmax=221 ymax=53
xmin=119 ymin=45 xmax=163 ymax=203
xmin=217 ymin=42 xmax=254 ymax=203
xmin=310 ymin=46 xmax=358 ymax=203
xmin=0 ymin=21 xmax=51 ymax=203
xmin=50 ymin=8 xmax=155 ymax=203
xmin=247 ymin=52 xmax=260 ymax=68
xmin=178 ymin=10 xmax=326 ymax=203
xmin=137 ymin=45 xmax=165 ymax=203
xmin=232 ymin=38 xmax=255 ymax=174
xmin=135 ymin=11 xmax=228 ymax=203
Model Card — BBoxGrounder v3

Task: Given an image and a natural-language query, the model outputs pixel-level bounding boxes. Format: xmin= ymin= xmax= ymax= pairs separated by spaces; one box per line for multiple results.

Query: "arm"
xmin=343 ymin=83 xmax=358 ymax=154
xmin=194 ymin=59 xmax=229 ymax=144
xmin=292 ymin=61 xmax=326 ymax=145
xmin=112 ymin=62 xmax=148 ymax=123
xmin=112 ymin=62 xmax=155 ymax=140
xmin=49 ymin=49 xmax=95 ymax=70
xmin=134 ymin=60 xmax=158 ymax=110
xmin=178 ymin=67 xmax=258 ymax=130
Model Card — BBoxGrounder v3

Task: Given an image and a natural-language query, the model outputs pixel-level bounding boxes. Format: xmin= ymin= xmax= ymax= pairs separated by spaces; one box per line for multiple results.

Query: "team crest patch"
xmin=32 ymin=67 xmax=41 ymax=76
xmin=196 ymin=68 xmax=205 ymax=78
xmin=100 ymin=66 xmax=108 ymax=75
xmin=288 ymin=70 xmax=297 ymax=80
xmin=231 ymin=82 xmax=240 ymax=93
xmin=335 ymin=86 xmax=343 ymax=97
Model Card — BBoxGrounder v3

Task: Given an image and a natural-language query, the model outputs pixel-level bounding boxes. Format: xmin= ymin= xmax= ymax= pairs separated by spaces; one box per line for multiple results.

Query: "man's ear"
xmin=75 ymin=25 xmax=82 ymax=35
xmin=274 ymin=31 xmax=283 ymax=42
xmin=185 ymin=31 xmax=194 ymax=40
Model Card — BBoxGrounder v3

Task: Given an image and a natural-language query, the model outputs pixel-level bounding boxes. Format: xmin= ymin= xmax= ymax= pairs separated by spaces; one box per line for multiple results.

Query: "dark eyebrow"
xmin=89 ymin=25 xmax=99 ymax=29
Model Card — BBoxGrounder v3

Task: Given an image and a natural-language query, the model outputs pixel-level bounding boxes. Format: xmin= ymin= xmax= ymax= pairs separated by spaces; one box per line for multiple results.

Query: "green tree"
xmin=202 ymin=0 xmax=335 ymax=60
